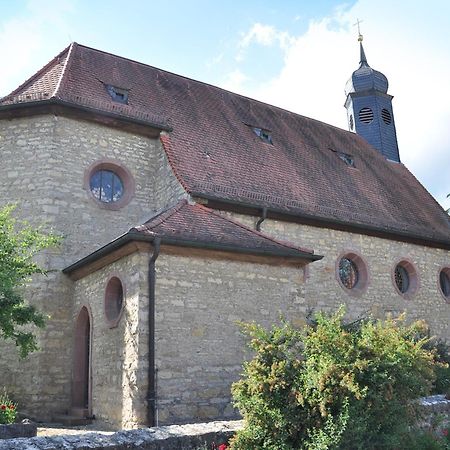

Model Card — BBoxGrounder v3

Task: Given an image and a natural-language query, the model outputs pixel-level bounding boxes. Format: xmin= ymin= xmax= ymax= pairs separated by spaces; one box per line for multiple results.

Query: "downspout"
xmin=147 ymin=237 xmax=161 ymax=427
xmin=256 ymin=207 xmax=268 ymax=231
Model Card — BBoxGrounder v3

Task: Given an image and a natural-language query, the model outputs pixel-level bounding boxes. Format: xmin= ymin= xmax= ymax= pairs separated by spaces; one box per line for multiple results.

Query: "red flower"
xmin=218 ymin=445 xmax=228 ymax=450
xmin=442 ymin=429 xmax=448 ymax=436
xmin=9 ymin=405 xmax=15 ymax=410
xmin=0 ymin=405 xmax=6 ymax=410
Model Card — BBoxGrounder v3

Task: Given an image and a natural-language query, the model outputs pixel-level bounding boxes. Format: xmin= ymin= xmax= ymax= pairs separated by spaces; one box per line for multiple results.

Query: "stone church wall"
xmin=0 ymin=115 xmax=184 ymax=421
xmin=154 ymin=249 xmax=308 ymax=425
xmin=224 ymin=212 xmax=450 ymax=340
xmin=72 ymin=251 xmax=150 ymax=430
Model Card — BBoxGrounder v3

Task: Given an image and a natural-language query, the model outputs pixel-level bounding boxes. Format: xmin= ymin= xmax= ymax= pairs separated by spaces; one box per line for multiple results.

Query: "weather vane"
xmin=354 ymin=18 xmax=363 ymax=42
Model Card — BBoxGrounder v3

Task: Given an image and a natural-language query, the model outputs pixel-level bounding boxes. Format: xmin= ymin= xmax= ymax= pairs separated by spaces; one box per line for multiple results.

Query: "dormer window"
xmin=252 ymin=127 xmax=273 ymax=145
xmin=330 ymin=149 xmax=355 ymax=168
xmin=105 ymin=85 xmax=129 ymax=104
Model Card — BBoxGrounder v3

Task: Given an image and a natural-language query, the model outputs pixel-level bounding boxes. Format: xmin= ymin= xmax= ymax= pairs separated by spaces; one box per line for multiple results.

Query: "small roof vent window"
xmin=331 ymin=149 xmax=355 ymax=168
xmin=105 ymin=85 xmax=129 ymax=104
xmin=252 ymin=126 xmax=273 ymax=145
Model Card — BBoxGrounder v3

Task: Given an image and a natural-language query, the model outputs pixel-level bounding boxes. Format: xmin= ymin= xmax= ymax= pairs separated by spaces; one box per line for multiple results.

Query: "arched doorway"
xmin=72 ymin=306 xmax=91 ymax=416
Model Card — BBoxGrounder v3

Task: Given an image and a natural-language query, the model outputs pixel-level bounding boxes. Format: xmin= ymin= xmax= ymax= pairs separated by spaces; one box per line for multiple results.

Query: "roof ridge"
xmin=196 ymin=203 xmax=314 ymax=254
xmin=53 ymin=42 xmax=76 ymax=98
xmin=72 ymin=43 xmax=351 ymax=137
xmin=135 ymin=199 xmax=188 ymax=232
xmin=1 ymin=44 xmax=72 ymax=102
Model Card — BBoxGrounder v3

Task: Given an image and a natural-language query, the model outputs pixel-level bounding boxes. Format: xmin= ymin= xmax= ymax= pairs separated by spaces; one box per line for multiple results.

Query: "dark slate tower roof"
xmin=345 ymin=42 xmax=389 ymax=96
xmin=1 ymin=43 xmax=450 ymax=249
xmin=345 ymin=38 xmax=401 ymax=163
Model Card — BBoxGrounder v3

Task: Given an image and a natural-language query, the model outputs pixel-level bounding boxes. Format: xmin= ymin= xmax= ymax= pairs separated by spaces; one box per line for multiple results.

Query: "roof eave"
xmin=63 ymin=231 xmax=322 ymax=275
xmin=191 ymin=193 xmax=450 ymax=250
xmin=0 ymin=98 xmax=173 ymax=132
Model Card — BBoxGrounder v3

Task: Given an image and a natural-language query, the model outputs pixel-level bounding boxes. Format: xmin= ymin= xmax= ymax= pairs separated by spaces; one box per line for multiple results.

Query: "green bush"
xmin=230 ymin=308 xmax=438 ymax=450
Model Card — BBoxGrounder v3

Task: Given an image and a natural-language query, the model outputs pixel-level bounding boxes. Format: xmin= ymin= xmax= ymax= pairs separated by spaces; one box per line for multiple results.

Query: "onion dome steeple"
xmin=344 ymin=33 xmax=400 ymax=162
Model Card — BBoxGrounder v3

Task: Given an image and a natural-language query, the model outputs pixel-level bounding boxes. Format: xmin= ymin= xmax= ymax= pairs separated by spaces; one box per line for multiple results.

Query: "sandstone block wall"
xmin=0 ymin=115 xmax=184 ymax=420
xmin=72 ymin=251 xmax=150 ymax=430
xmin=154 ymin=249 xmax=308 ymax=425
xmin=224 ymin=212 xmax=450 ymax=340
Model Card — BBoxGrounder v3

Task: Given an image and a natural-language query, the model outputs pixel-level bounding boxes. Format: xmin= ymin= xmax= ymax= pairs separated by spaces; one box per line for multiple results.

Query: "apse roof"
xmin=2 ymin=43 xmax=450 ymax=249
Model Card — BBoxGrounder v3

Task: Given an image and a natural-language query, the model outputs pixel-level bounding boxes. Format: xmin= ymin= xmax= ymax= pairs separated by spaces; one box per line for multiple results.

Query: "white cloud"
xmin=221 ymin=69 xmax=250 ymax=93
xmin=236 ymin=22 xmax=294 ymax=62
xmin=228 ymin=1 xmax=450 ymax=207
xmin=0 ymin=0 xmax=74 ymax=97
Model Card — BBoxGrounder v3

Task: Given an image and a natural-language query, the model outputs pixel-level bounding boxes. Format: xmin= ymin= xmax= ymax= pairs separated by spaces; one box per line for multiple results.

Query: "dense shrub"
xmin=230 ymin=308 xmax=440 ymax=450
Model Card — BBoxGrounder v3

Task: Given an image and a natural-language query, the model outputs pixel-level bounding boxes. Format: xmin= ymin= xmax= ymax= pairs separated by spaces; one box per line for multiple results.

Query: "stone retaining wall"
xmin=0 ymin=420 xmax=241 ymax=450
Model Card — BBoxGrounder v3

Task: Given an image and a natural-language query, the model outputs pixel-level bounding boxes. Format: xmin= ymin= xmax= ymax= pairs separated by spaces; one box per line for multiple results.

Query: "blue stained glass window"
xmin=90 ymin=170 xmax=124 ymax=203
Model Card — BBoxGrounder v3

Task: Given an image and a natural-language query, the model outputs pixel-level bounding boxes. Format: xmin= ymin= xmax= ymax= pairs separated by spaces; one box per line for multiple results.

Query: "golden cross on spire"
xmin=354 ymin=18 xmax=364 ymax=42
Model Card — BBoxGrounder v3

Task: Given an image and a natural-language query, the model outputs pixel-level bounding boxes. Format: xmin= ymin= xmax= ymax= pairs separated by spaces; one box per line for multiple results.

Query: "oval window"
xmin=339 ymin=257 xmax=359 ymax=289
xmin=439 ymin=268 xmax=450 ymax=301
xmin=394 ymin=265 xmax=409 ymax=293
xmin=90 ymin=170 xmax=124 ymax=203
xmin=392 ymin=260 xmax=418 ymax=298
xmin=105 ymin=276 xmax=124 ymax=327
xmin=381 ymin=108 xmax=392 ymax=125
xmin=359 ymin=107 xmax=374 ymax=124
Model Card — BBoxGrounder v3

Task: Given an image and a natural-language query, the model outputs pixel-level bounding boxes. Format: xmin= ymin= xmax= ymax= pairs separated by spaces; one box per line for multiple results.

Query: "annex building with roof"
xmin=0 ymin=40 xmax=449 ymax=429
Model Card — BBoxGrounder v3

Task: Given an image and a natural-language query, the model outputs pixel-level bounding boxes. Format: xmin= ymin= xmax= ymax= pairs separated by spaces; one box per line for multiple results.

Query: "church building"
xmin=0 ymin=39 xmax=449 ymax=429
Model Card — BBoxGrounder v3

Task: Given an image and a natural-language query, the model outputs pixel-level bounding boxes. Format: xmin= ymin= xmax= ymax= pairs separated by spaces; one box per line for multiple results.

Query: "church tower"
xmin=345 ymin=35 xmax=400 ymax=162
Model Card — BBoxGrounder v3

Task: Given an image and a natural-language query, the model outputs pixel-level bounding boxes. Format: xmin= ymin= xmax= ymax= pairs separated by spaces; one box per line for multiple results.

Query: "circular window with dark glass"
xmin=339 ymin=257 xmax=359 ymax=289
xmin=394 ymin=264 xmax=410 ymax=293
xmin=439 ymin=268 xmax=450 ymax=300
xmin=90 ymin=170 xmax=124 ymax=203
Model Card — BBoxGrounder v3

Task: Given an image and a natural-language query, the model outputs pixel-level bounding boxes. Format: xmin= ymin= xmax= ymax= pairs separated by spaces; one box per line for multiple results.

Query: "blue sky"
xmin=1 ymin=0 xmax=449 ymax=210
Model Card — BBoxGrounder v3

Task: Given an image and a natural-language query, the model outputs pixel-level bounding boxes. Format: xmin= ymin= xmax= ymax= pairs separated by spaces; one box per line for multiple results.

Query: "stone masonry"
xmin=0 ymin=115 xmax=184 ymax=421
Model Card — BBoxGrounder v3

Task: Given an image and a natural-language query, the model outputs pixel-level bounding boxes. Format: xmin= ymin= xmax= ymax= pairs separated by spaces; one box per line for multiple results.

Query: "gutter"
xmin=63 ymin=231 xmax=322 ymax=275
xmin=191 ymin=192 xmax=450 ymax=251
xmin=0 ymin=98 xmax=173 ymax=132
xmin=147 ymin=238 xmax=161 ymax=427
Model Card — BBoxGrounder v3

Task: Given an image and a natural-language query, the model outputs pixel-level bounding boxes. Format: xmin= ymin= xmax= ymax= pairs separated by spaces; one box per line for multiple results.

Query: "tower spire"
xmin=344 ymin=27 xmax=400 ymax=162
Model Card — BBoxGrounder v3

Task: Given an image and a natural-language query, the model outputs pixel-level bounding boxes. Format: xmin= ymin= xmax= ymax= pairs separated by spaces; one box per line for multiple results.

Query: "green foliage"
xmin=230 ymin=308 xmax=438 ymax=450
xmin=0 ymin=205 xmax=59 ymax=357
xmin=0 ymin=390 xmax=17 ymax=424
xmin=425 ymin=338 xmax=450 ymax=397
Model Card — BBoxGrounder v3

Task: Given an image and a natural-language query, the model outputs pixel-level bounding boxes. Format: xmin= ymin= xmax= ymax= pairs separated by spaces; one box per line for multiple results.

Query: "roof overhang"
xmin=0 ymin=98 xmax=172 ymax=138
xmin=63 ymin=230 xmax=323 ymax=280
xmin=191 ymin=194 xmax=450 ymax=251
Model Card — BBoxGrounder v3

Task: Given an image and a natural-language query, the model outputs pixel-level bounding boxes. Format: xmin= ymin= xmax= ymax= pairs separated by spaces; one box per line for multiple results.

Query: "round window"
xmin=336 ymin=251 xmax=369 ymax=295
xmin=339 ymin=257 xmax=359 ymax=289
xmin=394 ymin=265 xmax=409 ymax=293
xmin=90 ymin=169 xmax=124 ymax=203
xmin=392 ymin=260 xmax=418 ymax=298
xmin=105 ymin=276 xmax=124 ymax=327
xmin=439 ymin=268 xmax=450 ymax=301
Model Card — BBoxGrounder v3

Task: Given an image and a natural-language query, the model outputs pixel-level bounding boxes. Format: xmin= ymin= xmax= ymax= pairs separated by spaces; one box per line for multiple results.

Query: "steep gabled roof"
xmin=3 ymin=43 xmax=450 ymax=248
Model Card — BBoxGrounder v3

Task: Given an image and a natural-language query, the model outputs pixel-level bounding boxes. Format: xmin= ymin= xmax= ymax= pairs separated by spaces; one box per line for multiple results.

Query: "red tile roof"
xmin=132 ymin=199 xmax=318 ymax=259
xmin=2 ymin=43 xmax=450 ymax=248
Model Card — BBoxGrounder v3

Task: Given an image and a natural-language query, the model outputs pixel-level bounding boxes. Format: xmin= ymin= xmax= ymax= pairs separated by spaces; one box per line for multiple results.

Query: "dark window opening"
xmin=439 ymin=270 xmax=450 ymax=298
xmin=395 ymin=264 xmax=410 ymax=293
xmin=331 ymin=149 xmax=355 ymax=168
xmin=105 ymin=84 xmax=129 ymax=104
xmin=252 ymin=126 xmax=273 ymax=144
xmin=339 ymin=257 xmax=359 ymax=289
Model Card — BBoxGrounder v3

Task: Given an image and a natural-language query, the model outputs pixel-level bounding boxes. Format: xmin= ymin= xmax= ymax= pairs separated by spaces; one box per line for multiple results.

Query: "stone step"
xmin=52 ymin=415 xmax=93 ymax=426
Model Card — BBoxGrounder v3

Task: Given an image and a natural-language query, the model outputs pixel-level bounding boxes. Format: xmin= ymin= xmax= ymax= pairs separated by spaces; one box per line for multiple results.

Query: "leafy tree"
xmin=230 ymin=308 xmax=438 ymax=450
xmin=0 ymin=205 xmax=59 ymax=357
